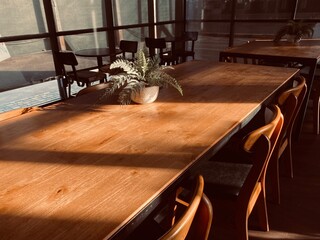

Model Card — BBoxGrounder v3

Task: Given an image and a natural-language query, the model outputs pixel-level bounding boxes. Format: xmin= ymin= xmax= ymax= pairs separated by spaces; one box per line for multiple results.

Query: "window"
xmin=112 ymin=0 xmax=148 ymax=26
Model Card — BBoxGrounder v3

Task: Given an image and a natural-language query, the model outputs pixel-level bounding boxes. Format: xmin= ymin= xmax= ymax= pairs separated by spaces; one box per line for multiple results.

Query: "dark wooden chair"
xmin=57 ymin=51 xmax=106 ymax=97
xmin=271 ymin=76 xmax=307 ymax=187
xmin=100 ymin=40 xmax=138 ymax=75
xmin=265 ymin=76 xmax=307 ymax=204
xmin=119 ymin=40 xmax=138 ymax=60
xmin=297 ymin=64 xmax=320 ymax=135
xmin=197 ymin=105 xmax=283 ymax=240
xmin=145 ymin=37 xmax=178 ymax=65
xmin=220 ymin=51 xmax=260 ymax=65
xmin=177 ymin=31 xmax=198 ymax=62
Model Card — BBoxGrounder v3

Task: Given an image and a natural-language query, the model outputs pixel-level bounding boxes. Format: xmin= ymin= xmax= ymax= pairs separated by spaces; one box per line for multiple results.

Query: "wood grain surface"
xmin=223 ymin=39 xmax=320 ymax=59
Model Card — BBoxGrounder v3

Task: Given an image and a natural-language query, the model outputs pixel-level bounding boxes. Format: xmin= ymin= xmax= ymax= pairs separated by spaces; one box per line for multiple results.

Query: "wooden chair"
xmin=57 ymin=51 xmax=106 ymax=97
xmin=177 ymin=31 xmax=198 ymax=62
xmin=197 ymin=105 xmax=283 ymax=240
xmin=266 ymin=76 xmax=307 ymax=203
xmin=100 ymin=40 xmax=138 ymax=74
xmin=160 ymin=175 xmax=213 ymax=240
xmin=219 ymin=51 xmax=260 ymax=65
xmin=76 ymin=82 xmax=111 ymax=97
xmin=0 ymin=107 xmax=40 ymax=121
xmin=119 ymin=40 xmax=138 ymax=60
xmin=129 ymin=175 xmax=212 ymax=240
xmin=145 ymin=37 xmax=178 ymax=65
xmin=297 ymin=64 xmax=320 ymax=135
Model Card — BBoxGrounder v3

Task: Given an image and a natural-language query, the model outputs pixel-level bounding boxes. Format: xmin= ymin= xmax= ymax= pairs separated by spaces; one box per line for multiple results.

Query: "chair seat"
xmin=198 ymin=161 xmax=252 ymax=197
xmin=73 ymin=70 xmax=105 ymax=83
xmin=161 ymin=52 xmax=178 ymax=64
xmin=145 ymin=37 xmax=178 ymax=65
xmin=177 ymin=50 xmax=194 ymax=57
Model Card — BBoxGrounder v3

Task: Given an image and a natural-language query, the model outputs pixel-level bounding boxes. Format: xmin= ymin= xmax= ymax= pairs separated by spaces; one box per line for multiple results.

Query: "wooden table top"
xmin=0 ymin=61 xmax=299 ymax=240
xmin=223 ymin=39 xmax=320 ymax=60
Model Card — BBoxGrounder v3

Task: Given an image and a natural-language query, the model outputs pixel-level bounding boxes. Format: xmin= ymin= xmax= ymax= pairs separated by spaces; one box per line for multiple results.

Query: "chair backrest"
xmin=145 ymin=37 xmax=167 ymax=57
xmin=278 ymin=76 xmax=307 ymax=110
xmin=119 ymin=40 xmax=138 ymax=60
xmin=239 ymin=105 xmax=283 ymax=215
xmin=183 ymin=32 xmax=198 ymax=51
xmin=159 ymin=175 xmax=213 ymax=240
xmin=277 ymin=76 xmax=307 ymax=139
xmin=184 ymin=32 xmax=198 ymax=41
xmin=185 ymin=193 xmax=213 ymax=240
xmin=56 ymin=51 xmax=79 ymax=77
xmin=243 ymin=105 xmax=283 ymax=153
xmin=76 ymin=83 xmax=110 ymax=97
xmin=57 ymin=51 xmax=78 ymax=67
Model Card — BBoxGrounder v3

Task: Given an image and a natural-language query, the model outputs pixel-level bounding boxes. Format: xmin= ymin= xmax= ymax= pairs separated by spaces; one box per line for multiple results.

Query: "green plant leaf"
xmin=104 ymin=49 xmax=183 ymax=104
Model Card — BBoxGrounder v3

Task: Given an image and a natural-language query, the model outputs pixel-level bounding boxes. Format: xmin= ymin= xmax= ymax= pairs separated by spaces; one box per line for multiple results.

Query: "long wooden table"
xmin=219 ymin=39 xmax=320 ymax=137
xmin=0 ymin=61 xmax=299 ymax=240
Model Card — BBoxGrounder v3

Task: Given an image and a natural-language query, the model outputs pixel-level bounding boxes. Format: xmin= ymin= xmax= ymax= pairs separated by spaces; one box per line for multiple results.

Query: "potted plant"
xmin=104 ymin=49 xmax=183 ymax=105
xmin=273 ymin=20 xmax=314 ymax=43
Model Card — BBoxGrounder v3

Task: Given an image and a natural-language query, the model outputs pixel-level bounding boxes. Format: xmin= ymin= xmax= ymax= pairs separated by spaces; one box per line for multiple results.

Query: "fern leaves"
xmin=106 ymin=49 xmax=183 ymax=104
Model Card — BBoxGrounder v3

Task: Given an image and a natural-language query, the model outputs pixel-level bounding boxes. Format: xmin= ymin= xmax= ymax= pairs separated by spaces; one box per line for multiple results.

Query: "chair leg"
xmin=267 ymin=156 xmax=281 ymax=204
xmin=255 ymin=192 xmax=269 ymax=232
xmin=282 ymin=139 xmax=293 ymax=178
xmin=313 ymin=93 xmax=320 ymax=135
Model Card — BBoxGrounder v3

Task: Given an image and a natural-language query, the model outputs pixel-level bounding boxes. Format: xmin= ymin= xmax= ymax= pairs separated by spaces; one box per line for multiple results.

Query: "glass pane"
xmin=112 ymin=0 xmax=148 ymax=26
xmin=234 ymin=22 xmax=285 ymax=41
xmin=296 ymin=0 xmax=320 ymax=19
xmin=65 ymin=32 xmax=110 ymax=68
xmin=200 ymin=22 xmax=230 ymax=36
xmin=188 ymin=20 xmax=229 ymax=62
xmin=0 ymin=39 xmax=55 ymax=92
xmin=191 ymin=35 xmax=228 ymax=62
xmin=54 ymin=0 xmax=105 ymax=31
xmin=235 ymin=0 xmax=295 ymax=20
xmin=156 ymin=0 xmax=175 ymax=22
xmin=0 ymin=78 xmax=63 ymax=113
xmin=115 ymin=27 xmax=149 ymax=49
xmin=0 ymin=0 xmax=47 ymax=36
xmin=156 ymin=24 xmax=175 ymax=38
xmin=188 ymin=0 xmax=231 ymax=20
xmin=64 ymin=32 xmax=108 ymax=52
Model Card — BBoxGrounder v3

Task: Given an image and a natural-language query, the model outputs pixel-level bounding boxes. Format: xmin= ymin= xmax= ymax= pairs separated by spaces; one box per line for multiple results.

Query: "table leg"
xmin=97 ymin=56 xmax=103 ymax=68
xmin=295 ymin=61 xmax=317 ymax=139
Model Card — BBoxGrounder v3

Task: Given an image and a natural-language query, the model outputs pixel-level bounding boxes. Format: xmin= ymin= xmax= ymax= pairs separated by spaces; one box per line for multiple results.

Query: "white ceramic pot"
xmin=131 ymin=85 xmax=160 ymax=104
xmin=286 ymin=34 xmax=301 ymax=44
